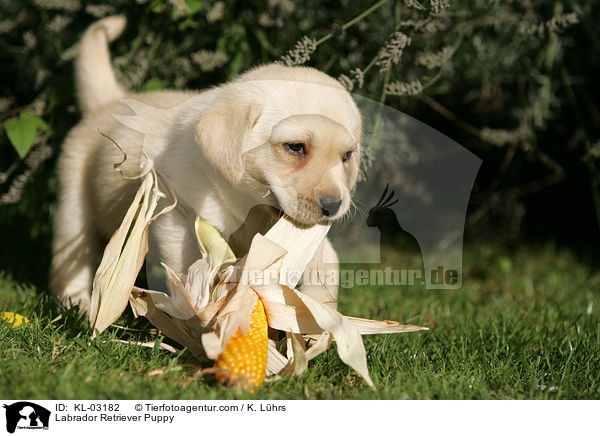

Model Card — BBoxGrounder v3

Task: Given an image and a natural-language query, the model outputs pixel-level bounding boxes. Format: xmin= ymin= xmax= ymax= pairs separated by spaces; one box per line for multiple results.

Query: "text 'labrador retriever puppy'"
xmin=50 ymin=16 xmax=362 ymax=310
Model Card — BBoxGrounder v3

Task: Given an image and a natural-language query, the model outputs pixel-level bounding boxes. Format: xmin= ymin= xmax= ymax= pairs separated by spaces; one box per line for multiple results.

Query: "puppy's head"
xmin=195 ymin=64 xmax=361 ymax=225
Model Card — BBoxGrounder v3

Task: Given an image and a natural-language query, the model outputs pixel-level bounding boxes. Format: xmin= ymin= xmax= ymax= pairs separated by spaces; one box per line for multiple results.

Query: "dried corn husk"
xmin=89 ymin=137 xmax=176 ymax=336
xmin=91 ymin=148 xmax=428 ymax=389
xmin=130 ymin=220 xmax=428 ymax=388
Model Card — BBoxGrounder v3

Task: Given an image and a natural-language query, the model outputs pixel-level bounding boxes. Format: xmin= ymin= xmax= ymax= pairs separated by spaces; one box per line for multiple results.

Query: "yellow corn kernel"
xmin=1 ymin=312 xmax=30 ymax=328
xmin=215 ymin=298 xmax=268 ymax=391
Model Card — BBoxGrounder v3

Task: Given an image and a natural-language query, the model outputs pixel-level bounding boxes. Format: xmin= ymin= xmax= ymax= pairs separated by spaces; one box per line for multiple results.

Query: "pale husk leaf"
xmin=194 ymin=216 xmax=235 ymax=264
xmin=252 ymin=284 xmax=322 ymax=334
xmin=158 ymin=262 xmax=197 ymax=319
xmin=184 ymin=258 xmax=213 ymax=309
xmin=158 ymin=260 xmax=216 ymax=320
xmin=132 ymin=286 xmax=223 ymax=326
xmin=281 ymin=332 xmax=308 ymax=376
xmin=89 ymin=175 xmax=147 ymax=327
xmin=129 ymin=289 xmax=208 ymax=359
xmin=263 ymin=216 xmax=330 ymax=288
xmin=237 ymin=234 xmax=288 ymax=288
xmin=89 ymin=166 xmax=176 ymax=336
xmin=346 ymin=317 xmax=429 ymax=334
xmin=266 ymin=339 xmax=288 ymax=377
xmin=198 ymin=232 xmax=289 ymax=359
xmin=200 ymin=286 xmax=258 ymax=360
xmin=90 ymin=174 xmax=154 ymax=335
xmin=293 ymin=289 xmax=374 ymax=387
xmin=305 ymin=332 xmax=333 ymax=360
xmin=112 ymin=339 xmax=180 ymax=353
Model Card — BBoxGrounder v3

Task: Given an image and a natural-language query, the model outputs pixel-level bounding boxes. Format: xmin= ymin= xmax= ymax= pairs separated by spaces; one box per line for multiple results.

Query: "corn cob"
xmin=194 ymin=216 xmax=269 ymax=391
xmin=215 ymin=298 xmax=268 ymax=391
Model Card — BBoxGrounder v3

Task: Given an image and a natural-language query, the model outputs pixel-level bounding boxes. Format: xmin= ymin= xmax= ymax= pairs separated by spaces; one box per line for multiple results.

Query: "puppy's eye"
xmin=343 ymin=150 xmax=353 ymax=162
xmin=283 ymin=142 xmax=306 ymax=157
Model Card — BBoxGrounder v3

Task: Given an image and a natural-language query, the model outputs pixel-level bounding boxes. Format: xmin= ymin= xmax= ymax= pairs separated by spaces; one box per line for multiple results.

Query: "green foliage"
xmin=4 ymin=112 xmax=48 ymax=159
xmin=0 ymin=0 xmax=598 ymax=277
xmin=143 ymin=78 xmax=165 ymax=91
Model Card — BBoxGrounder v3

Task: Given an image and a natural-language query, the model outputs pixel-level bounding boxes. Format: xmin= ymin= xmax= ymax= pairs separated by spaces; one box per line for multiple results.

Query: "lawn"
xmin=0 ymin=243 xmax=599 ymax=400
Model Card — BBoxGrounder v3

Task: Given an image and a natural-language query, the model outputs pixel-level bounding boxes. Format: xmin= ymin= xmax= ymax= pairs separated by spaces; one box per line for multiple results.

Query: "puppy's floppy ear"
xmin=195 ymin=93 xmax=263 ymax=185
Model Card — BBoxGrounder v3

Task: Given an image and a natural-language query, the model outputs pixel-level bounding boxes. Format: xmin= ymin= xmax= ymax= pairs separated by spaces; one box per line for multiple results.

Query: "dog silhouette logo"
xmin=2 ymin=402 xmax=50 ymax=433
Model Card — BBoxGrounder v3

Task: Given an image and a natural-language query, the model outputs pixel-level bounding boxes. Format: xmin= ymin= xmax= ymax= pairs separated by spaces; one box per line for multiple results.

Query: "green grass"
xmin=1 ymin=243 xmax=599 ymax=399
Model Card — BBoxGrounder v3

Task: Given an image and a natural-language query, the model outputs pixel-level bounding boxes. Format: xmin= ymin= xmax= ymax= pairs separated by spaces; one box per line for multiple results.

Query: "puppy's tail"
xmin=75 ymin=16 xmax=127 ymax=114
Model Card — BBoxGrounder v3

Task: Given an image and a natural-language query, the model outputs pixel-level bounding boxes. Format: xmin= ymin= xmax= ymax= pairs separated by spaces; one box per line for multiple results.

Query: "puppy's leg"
xmin=50 ymin=163 xmax=100 ymax=310
xmin=146 ymin=205 xmax=201 ymax=292
xmin=298 ymin=238 xmax=339 ymax=309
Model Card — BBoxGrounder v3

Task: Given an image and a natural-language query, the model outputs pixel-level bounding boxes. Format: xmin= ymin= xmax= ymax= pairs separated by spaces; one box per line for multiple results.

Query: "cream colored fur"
xmin=51 ymin=16 xmax=362 ymax=309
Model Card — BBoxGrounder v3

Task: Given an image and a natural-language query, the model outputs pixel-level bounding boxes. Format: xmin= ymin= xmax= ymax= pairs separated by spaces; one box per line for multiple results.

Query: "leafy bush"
xmin=1 ymin=0 xmax=598 ymax=283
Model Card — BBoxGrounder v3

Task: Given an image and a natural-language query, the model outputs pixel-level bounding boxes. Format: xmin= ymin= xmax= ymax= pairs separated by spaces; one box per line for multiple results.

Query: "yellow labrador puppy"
xmin=50 ymin=16 xmax=362 ymax=309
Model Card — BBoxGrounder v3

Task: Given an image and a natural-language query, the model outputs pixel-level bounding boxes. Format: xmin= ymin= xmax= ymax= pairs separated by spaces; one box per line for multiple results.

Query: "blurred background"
xmin=1 ymin=0 xmax=598 ymax=286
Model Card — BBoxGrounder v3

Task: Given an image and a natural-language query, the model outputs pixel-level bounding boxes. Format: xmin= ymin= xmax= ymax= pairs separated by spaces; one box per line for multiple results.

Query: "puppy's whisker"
xmin=349 ymin=200 xmax=366 ymax=219
xmin=339 ymin=204 xmax=354 ymax=224
xmin=352 ymin=198 xmax=370 ymax=208
xmin=353 ymin=201 xmax=370 ymax=219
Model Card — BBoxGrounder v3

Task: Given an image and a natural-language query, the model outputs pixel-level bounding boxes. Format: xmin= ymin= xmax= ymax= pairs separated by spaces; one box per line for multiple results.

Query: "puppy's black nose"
xmin=319 ymin=196 xmax=342 ymax=217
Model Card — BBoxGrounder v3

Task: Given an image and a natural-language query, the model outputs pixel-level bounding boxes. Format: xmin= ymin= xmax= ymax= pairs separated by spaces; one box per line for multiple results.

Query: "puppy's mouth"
xmin=275 ymin=196 xmax=343 ymax=226
xmin=263 ymin=181 xmax=346 ymax=226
